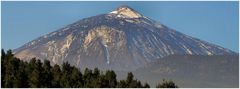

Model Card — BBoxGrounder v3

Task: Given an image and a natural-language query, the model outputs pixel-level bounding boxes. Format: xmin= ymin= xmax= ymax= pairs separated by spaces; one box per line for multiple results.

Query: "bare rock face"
xmin=14 ymin=6 xmax=236 ymax=71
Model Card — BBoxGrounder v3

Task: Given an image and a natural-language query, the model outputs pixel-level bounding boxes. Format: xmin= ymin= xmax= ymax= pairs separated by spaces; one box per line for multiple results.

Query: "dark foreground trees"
xmin=1 ymin=49 xmax=178 ymax=88
xmin=156 ymin=79 xmax=178 ymax=88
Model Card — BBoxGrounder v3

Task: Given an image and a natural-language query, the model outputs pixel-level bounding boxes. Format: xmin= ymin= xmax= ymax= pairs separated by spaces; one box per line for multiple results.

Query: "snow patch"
xmin=102 ymin=42 xmax=110 ymax=64
xmin=182 ymin=45 xmax=193 ymax=55
xmin=119 ymin=21 xmax=124 ymax=25
xmin=43 ymin=35 xmax=48 ymax=38
xmin=109 ymin=6 xmax=142 ymax=18
xmin=30 ymin=41 xmax=36 ymax=45
xmin=62 ymin=27 xmax=69 ymax=31
xmin=199 ymin=42 xmax=213 ymax=55
xmin=155 ymin=23 xmax=163 ymax=28
xmin=110 ymin=11 xmax=118 ymax=14
xmin=207 ymin=51 xmax=213 ymax=55
xmin=50 ymin=32 xmax=57 ymax=37
xmin=125 ymin=19 xmax=135 ymax=23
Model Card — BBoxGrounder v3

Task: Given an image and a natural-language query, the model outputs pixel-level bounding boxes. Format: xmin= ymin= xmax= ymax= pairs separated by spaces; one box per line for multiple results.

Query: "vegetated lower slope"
xmin=1 ymin=49 xmax=177 ymax=88
xmin=131 ymin=54 xmax=239 ymax=88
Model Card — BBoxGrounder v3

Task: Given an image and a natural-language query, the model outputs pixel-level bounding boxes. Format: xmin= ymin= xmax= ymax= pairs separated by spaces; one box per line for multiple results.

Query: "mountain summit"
xmin=14 ymin=6 xmax=236 ymax=71
xmin=109 ymin=5 xmax=143 ymax=18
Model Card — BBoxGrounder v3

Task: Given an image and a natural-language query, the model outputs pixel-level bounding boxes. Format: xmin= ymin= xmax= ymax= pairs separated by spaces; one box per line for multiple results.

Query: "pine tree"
xmin=82 ymin=68 xmax=93 ymax=87
xmin=1 ymin=49 xmax=6 ymax=87
xmin=13 ymin=60 xmax=29 ymax=87
xmin=117 ymin=80 xmax=127 ymax=88
xmin=91 ymin=68 xmax=100 ymax=87
xmin=42 ymin=60 xmax=53 ymax=87
xmin=126 ymin=72 xmax=134 ymax=87
xmin=28 ymin=59 xmax=43 ymax=88
xmin=60 ymin=62 xmax=73 ymax=87
xmin=93 ymin=68 xmax=100 ymax=78
xmin=51 ymin=64 xmax=61 ymax=87
xmin=96 ymin=74 xmax=108 ymax=87
xmin=156 ymin=79 xmax=178 ymax=88
xmin=143 ymin=83 xmax=150 ymax=88
xmin=105 ymin=70 xmax=117 ymax=88
xmin=126 ymin=72 xmax=134 ymax=83
xmin=27 ymin=58 xmax=37 ymax=74
xmin=70 ymin=67 xmax=83 ymax=87
xmin=1 ymin=49 xmax=6 ymax=59
xmin=3 ymin=50 xmax=20 ymax=88
xmin=5 ymin=50 xmax=14 ymax=60
xmin=28 ymin=69 xmax=41 ymax=87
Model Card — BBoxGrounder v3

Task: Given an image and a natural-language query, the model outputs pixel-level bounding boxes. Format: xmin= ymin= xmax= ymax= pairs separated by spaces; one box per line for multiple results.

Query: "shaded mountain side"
xmin=125 ymin=55 xmax=239 ymax=88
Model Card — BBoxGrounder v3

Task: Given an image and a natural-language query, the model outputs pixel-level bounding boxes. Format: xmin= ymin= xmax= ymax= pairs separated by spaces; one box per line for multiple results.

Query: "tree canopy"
xmin=1 ymin=49 xmax=178 ymax=88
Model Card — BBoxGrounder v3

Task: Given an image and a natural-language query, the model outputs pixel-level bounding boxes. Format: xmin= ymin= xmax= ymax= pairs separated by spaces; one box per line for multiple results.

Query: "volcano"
xmin=12 ymin=6 xmax=238 ymax=87
xmin=14 ymin=5 xmax=236 ymax=71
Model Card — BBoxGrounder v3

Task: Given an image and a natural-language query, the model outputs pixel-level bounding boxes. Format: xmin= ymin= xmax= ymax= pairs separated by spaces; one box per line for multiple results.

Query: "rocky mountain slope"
xmin=14 ymin=6 xmax=236 ymax=71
